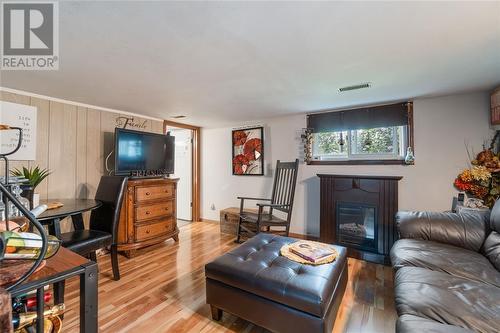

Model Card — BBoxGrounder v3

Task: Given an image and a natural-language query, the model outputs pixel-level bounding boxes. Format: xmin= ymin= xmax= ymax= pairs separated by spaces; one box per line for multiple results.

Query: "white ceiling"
xmin=1 ymin=1 xmax=500 ymax=127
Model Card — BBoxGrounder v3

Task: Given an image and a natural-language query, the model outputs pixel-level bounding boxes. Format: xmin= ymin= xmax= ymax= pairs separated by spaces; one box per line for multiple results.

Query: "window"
xmin=307 ymin=102 xmax=413 ymax=165
xmin=313 ymin=126 xmax=405 ymax=161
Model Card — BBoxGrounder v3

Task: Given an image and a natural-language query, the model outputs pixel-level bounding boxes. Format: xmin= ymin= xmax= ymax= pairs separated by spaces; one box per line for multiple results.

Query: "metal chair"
xmin=236 ymin=159 xmax=299 ymax=243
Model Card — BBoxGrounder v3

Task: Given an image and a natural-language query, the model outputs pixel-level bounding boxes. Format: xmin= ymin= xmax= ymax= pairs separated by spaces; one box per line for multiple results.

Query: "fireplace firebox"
xmin=336 ymin=202 xmax=377 ymax=252
xmin=318 ymin=174 xmax=402 ymax=264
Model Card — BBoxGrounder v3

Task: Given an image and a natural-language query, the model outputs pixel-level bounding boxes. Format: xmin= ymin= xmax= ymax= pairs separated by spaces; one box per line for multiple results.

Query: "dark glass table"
xmin=8 ymin=247 xmax=98 ymax=333
xmin=38 ymin=199 xmax=102 ymax=238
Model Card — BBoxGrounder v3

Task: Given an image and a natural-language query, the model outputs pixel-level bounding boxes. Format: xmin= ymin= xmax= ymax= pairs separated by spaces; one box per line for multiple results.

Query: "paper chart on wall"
xmin=0 ymin=101 xmax=37 ymax=160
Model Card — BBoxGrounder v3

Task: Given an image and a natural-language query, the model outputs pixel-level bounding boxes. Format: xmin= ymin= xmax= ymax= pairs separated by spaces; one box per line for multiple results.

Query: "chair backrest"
xmin=270 ymin=159 xmax=299 ymax=214
xmin=90 ymin=176 xmax=128 ymax=243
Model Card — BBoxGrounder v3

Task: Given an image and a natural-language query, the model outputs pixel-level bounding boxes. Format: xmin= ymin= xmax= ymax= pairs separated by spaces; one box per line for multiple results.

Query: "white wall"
xmin=201 ymin=92 xmax=493 ymax=236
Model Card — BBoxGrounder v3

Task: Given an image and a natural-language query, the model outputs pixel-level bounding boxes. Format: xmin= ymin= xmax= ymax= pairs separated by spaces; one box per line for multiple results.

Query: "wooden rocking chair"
xmin=236 ymin=159 xmax=299 ymax=243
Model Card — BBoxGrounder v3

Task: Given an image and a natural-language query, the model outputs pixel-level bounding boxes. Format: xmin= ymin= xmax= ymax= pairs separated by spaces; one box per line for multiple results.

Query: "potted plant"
xmin=454 ymin=131 xmax=500 ymax=208
xmin=10 ymin=166 xmax=51 ymax=209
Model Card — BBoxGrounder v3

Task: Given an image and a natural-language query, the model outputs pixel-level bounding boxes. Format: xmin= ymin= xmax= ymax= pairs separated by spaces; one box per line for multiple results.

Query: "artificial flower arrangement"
xmin=454 ymin=132 xmax=500 ymax=208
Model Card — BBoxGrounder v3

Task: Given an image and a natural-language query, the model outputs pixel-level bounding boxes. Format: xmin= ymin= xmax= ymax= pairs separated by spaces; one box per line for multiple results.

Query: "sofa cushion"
xmin=205 ymin=233 xmax=347 ymax=318
xmin=489 ymin=199 xmax=500 ymax=232
xmin=391 ymin=239 xmax=500 ymax=287
xmin=395 ymin=267 xmax=500 ymax=333
xmin=483 ymin=231 xmax=500 ymax=271
xmin=397 ymin=314 xmax=473 ymax=333
xmin=396 ymin=211 xmax=487 ymax=252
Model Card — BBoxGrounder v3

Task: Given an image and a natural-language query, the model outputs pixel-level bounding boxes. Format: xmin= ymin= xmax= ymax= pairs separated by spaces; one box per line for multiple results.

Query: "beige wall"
xmin=201 ymin=92 xmax=494 ymax=236
xmin=0 ymin=91 xmax=164 ymax=201
xmin=2 ymin=89 xmax=493 ymax=236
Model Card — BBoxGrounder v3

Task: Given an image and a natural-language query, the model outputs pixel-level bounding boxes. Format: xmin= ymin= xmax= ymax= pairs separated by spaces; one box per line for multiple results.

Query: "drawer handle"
xmin=165 ymin=208 xmax=169 ymax=211
xmin=146 ymin=230 xmax=150 ymax=234
xmin=146 ymin=192 xmax=151 ymax=196
xmin=146 ymin=211 xmax=151 ymax=215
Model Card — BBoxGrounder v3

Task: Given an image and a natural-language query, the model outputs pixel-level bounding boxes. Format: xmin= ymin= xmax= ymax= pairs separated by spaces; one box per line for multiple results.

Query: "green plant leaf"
xmin=9 ymin=165 xmax=51 ymax=189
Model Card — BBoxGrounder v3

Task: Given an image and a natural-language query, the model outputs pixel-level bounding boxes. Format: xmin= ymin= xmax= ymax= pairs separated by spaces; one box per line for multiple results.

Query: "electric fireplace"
xmin=318 ymin=174 xmax=402 ymax=264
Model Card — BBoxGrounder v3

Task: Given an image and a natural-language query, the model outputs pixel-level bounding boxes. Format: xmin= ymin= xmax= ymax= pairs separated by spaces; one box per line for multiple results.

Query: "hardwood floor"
xmin=63 ymin=221 xmax=397 ymax=333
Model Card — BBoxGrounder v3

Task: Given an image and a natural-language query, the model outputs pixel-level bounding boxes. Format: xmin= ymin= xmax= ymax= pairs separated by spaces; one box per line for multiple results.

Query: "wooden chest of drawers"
xmin=117 ymin=178 xmax=179 ymax=258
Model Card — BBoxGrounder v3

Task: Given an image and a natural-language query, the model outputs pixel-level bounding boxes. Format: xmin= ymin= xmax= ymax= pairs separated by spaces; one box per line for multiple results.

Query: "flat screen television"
xmin=114 ymin=128 xmax=175 ymax=176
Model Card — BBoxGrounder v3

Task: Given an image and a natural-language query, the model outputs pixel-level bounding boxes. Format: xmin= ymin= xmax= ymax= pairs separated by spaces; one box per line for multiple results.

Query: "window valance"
xmin=307 ymin=102 xmax=410 ymax=133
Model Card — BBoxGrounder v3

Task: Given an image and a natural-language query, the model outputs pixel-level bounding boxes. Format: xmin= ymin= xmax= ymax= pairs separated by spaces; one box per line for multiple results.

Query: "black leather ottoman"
xmin=205 ymin=234 xmax=348 ymax=333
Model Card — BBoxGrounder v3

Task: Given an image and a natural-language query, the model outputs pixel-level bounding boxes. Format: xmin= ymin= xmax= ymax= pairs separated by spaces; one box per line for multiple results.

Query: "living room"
xmin=0 ymin=1 xmax=499 ymax=333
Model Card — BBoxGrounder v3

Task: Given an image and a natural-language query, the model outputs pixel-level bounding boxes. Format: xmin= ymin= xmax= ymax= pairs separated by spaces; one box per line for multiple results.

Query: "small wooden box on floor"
xmin=220 ymin=207 xmax=258 ymax=235
xmin=117 ymin=177 xmax=179 ymax=258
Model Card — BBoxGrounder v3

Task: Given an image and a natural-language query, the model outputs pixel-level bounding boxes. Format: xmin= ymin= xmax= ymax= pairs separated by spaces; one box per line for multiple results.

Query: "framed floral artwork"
xmin=232 ymin=126 xmax=264 ymax=175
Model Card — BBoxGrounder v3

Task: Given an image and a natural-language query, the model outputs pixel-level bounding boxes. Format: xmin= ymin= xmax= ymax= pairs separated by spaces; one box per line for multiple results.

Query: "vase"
xmin=404 ymin=147 xmax=415 ymax=165
xmin=20 ymin=185 xmax=34 ymax=209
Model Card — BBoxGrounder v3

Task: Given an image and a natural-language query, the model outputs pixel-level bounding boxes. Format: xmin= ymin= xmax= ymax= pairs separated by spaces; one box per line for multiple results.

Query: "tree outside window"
xmin=313 ymin=126 xmax=403 ymax=160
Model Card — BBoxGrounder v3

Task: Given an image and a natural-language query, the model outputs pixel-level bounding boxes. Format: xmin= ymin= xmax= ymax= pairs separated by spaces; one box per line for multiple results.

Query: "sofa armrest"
xmin=396 ymin=211 xmax=488 ymax=252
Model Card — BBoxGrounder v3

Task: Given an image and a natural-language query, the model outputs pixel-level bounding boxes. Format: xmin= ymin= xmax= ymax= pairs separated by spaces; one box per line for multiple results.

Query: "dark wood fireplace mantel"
xmin=318 ymin=174 xmax=402 ymax=264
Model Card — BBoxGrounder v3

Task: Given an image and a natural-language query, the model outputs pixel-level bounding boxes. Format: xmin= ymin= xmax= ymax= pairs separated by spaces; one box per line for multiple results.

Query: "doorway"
xmin=169 ymin=127 xmax=192 ymax=221
xmin=164 ymin=121 xmax=200 ymax=222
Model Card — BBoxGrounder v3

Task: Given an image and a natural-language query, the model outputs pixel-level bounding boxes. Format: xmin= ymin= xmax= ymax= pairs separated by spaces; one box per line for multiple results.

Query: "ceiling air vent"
xmin=338 ymin=83 xmax=371 ymax=92
xmin=172 ymin=115 xmax=186 ymax=119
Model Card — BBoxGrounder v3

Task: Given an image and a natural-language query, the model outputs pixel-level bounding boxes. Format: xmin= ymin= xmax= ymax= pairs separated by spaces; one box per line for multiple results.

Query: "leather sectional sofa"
xmin=390 ymin=201 xmax=500 ymax=333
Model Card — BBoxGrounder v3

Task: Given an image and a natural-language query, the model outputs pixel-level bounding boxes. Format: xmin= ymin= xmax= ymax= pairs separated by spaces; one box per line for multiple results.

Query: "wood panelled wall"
xmin=0 ymin=91 xmax=164 ymax=202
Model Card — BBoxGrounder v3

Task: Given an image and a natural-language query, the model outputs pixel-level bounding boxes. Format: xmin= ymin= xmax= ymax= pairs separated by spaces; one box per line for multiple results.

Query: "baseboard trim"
xmin=200 ymin=218 xmax=219 ymax=224
xmin=198 ymin=219 xmax=318 ymax=240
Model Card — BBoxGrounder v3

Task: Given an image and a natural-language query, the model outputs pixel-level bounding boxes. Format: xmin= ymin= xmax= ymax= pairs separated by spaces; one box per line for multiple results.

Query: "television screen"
xmin=114 ymin=128 xmax=174 ymax=176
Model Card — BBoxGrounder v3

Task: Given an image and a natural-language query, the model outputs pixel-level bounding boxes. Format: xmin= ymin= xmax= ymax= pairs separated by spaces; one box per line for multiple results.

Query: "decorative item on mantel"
xmin=454 ymin=131 xmax=500 ymax=208
xmin=301 ymin=128 xmax=313 ymax=163
xmin=404 ymin=146 xmax=415 ymax=165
